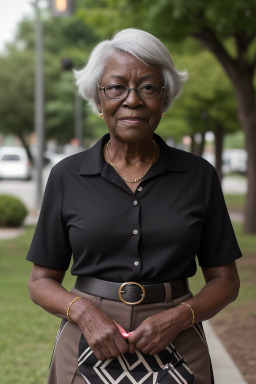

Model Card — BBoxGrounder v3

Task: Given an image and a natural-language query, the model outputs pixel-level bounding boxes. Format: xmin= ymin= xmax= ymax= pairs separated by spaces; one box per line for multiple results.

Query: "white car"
xmin=222 ymin=149 xmax=247 ymax=174
xmin=0 ymin=146 xmax=32 ymax=180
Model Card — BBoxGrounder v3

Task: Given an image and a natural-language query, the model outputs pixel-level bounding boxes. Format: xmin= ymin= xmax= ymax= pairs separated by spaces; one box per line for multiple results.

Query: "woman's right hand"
xmin=73 ymin=300 xmax=129 ymax=361
xmin=28 ymin=264 xmax=129 ymax=361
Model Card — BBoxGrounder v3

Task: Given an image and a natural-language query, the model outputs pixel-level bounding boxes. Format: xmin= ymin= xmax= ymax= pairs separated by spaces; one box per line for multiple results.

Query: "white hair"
xmin=73 ymin=28 xmax=188 ymax=114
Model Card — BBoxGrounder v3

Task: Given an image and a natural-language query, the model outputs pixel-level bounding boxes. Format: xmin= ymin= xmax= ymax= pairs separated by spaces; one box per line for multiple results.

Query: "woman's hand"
xmin=28 ymin=264 xmax=129 ymax=361
xmin=128 ymin=261 xmax=240 ymax=355
xmin=76 ymin=303 xmax=129 ymax=361
xmin=127 ymin=305 xmax=190 ymax=355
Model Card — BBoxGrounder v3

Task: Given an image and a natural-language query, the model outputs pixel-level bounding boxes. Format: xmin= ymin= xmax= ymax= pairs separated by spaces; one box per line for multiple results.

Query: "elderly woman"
xmin=27 ymin=28 xmax=241 ymax=384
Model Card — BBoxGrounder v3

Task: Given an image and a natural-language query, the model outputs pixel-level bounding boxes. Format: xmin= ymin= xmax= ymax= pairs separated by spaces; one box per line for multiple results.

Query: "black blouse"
xmin=26 ymin=133 xmax=242 ymax=283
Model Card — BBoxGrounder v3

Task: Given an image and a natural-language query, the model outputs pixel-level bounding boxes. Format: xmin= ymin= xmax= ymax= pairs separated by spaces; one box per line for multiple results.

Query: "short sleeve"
xmin=197 ymin=167 xmax=242 ymax=267
xmin=26 ymin=169 xmax=72 ymax=270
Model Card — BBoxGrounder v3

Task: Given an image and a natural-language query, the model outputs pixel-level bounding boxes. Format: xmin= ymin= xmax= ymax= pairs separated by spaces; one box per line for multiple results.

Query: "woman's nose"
xmin=123 ymin=88 xmax=143 ymax=107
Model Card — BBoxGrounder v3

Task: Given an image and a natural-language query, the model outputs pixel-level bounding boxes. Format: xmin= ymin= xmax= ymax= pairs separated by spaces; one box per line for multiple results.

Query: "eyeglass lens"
xmin=104 ymin=84 xmax=164 ymax=99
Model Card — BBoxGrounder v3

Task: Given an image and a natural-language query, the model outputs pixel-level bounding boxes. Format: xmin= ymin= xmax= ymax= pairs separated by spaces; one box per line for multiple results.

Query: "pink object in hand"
xmin=120 ymin=331 xmax=130 ymax=338
xmin=114 ymin=321 xmax=133 ymax=338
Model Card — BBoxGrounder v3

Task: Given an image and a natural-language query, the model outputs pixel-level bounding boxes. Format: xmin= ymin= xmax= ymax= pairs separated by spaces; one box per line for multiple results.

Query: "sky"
xmin=0 ymin=0 xmax=34 ymax=52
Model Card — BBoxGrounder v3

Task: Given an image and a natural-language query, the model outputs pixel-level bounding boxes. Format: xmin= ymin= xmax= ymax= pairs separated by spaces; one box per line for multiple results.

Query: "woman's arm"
xmin=28 ymin=264 xmax=129 ymax=360
xmin=187 ymin=260 xmax=240 ymax=321
xmin=128 ymin=261 xmax=240 ymax=355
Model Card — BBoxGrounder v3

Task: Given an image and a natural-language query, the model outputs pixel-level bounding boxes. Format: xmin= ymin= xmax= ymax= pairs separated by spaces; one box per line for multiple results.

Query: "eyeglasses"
xmin=98 ymin=84 xmax=166 ymax=100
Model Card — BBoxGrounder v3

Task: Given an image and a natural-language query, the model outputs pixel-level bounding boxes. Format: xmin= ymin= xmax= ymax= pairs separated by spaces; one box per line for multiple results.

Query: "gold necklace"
xmin=106 ymin=140 xmax=156 ymax=183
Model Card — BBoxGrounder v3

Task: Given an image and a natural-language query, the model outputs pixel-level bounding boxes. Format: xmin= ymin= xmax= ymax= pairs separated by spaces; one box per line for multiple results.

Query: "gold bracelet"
xmin=66 ymin=296 xmax=82 ymax=322
xmin=180 ymin=302 xmax=195 ymax=327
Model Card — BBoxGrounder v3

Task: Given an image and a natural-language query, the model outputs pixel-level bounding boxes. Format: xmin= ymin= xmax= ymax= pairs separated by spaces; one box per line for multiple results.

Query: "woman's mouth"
xmin=119 ymin=117 xmax=146 ymax=125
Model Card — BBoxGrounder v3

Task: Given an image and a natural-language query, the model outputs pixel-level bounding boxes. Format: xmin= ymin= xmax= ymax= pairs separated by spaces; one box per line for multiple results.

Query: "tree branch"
xmin=249 ymin=36 xmax=256 ymax=69
xmin=192 ymin=27 xmax=239 ymax=83
xmin=235 ymin=33 xmax=256 ymax=63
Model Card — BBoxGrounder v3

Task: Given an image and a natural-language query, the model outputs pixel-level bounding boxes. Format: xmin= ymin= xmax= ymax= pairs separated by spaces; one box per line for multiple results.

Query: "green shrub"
xmin=0 ymin=194 xmax=28 ymax=227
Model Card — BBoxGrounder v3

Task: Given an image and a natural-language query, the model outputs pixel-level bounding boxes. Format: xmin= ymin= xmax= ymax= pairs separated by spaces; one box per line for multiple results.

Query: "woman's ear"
xmin=96 ymin=102 xmax=103 ymax=118
xmin=95 ymin=92 xmax=102 ymax=113
xmin=96 ymin=99 xmax=103 ymax=114
xmin=97 ymin=105 xmax=102 ymax=113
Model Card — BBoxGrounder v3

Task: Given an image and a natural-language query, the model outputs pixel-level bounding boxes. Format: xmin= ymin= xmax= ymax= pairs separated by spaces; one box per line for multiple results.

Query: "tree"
xmin=78 ymin=0 xmax=256 ymax=233
xmin=0 ymin=49 xmax=35 ymax=160
xmin=0 ymin=12 xmax=100 ymax=155
xmin=152 ymin=1 xmax=256 ymax=233
xmin=149 ymin=46 xmax=240 ymax=180
xmin=19 ymin=14 xmax=99 ymax=144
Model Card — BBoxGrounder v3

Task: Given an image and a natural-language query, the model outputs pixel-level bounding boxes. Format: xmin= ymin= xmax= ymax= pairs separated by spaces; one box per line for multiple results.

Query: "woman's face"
xmin=96 ymin=51 xmax=165 ymax=144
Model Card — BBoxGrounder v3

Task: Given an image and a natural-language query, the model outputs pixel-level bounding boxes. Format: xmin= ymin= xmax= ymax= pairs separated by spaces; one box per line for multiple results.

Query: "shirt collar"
xmin=79 ymin=133 xmax=188 ymax=176
xmin=79 ymin=135 xmax=108 ymax=175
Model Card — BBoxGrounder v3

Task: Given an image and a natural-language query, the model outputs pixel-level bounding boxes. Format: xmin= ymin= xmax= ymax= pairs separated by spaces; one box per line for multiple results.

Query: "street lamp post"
xmin=31 ymin=0 xmax=75 ymax=212
xmin=33 ymin=0 xmax=45 ymax=211
xmin=51 ymin=1 xmax=82 ymax=145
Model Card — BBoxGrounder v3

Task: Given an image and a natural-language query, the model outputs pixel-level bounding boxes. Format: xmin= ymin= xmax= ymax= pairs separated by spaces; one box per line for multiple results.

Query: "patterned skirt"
xmin=47 ymin=287 xmax=214 ymax=384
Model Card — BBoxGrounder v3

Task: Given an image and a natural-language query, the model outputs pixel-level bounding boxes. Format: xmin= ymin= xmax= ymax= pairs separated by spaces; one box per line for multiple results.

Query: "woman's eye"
xmin=108 ymin=85 xmax=125 ymax=91
xmin=142 ymin=85 xmax=156 ymax=91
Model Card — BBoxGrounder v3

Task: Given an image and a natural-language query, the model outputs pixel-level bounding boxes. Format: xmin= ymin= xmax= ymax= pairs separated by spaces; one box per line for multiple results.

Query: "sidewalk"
xmin=204 ymin=321 xmax=248 ymax=383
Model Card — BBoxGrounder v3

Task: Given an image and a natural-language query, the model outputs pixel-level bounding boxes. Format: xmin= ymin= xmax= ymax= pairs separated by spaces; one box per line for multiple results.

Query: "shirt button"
xmin=137 ymin=186 xmax=143 ymax=191
xmin=133 ymin=200 xmax=138 ymax=205
xmin=133 ymin=229 xmax=138 ymax=235
xmin=134 ymin=261 xmax=139 ymax=266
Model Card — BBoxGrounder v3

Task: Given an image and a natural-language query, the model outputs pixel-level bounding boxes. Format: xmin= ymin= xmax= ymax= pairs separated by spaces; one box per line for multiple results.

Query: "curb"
xmin=204 ymin=321 xmax=247 ymax=383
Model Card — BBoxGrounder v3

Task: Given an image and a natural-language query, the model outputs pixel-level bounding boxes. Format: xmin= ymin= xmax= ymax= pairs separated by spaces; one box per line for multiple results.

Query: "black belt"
xmin=75 ymin=276 xmax=190 ymax=305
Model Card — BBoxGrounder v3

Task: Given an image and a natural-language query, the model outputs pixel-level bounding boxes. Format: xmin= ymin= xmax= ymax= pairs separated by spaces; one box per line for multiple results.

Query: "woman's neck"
xmin=107 ymin=136 xmax=156 ymax=165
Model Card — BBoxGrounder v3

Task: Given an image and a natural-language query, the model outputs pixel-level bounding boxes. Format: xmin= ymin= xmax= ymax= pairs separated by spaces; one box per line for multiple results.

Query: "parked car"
xmin=222 ymin=149 xmax=247 ymax=174
xmin=0 ymin=146 xmax=32 ymax=180
xmin=44 ymin=151 xmax=68 ymax=167
xmin=203 ymin=149 xmax=247 ymax=174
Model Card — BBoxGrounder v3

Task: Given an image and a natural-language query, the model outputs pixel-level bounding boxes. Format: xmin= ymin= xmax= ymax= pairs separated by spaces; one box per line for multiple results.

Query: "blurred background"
xmin=0 ymin=1 xmax=255 ymax=383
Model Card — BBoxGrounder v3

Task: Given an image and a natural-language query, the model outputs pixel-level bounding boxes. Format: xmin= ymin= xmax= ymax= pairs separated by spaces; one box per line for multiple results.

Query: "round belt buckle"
xmin=118 ymin=282 xmax=146 ymax=305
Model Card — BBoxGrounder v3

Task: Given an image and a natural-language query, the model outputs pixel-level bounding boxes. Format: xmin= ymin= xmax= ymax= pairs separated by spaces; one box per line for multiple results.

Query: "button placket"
xmin=129 ymin=194 xmax=141 ymax=277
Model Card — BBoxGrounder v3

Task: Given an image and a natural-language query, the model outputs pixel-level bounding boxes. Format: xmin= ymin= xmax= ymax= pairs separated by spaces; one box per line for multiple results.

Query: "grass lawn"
xmin=0 ymin=227 xmax=75 ymax=384
xmin=223 ymin=193 xmax=245 ymax=213
xmin=0 ymin=207 xmax=255 ymax=383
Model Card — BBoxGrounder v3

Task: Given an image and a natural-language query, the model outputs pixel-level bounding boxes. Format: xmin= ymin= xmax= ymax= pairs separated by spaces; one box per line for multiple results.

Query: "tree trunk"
xmin=214 ymin=124 xmax=224 ymax=183
xmin=193 ymin=29 xmax=256 ymax=233
xmin=17 ymin=133 xmax=34 ymax=164
xmin=198 ymin=131 xmax=205 ymax=157
xmin=233 ymin=74 xmax=256 ymax=233
xmin=190 ymin=134 xmax=196 ymax=154
xmin=190 ymin=133 xmax=205 ymax=156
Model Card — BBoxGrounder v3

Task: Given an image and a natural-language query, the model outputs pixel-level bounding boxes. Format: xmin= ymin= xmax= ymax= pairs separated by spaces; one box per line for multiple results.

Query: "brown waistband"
xmin=75 ymin=276 xmax=190 ymax=305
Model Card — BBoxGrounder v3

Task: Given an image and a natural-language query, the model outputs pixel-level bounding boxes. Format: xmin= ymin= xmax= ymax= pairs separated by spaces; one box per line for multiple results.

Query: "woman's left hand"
xmin=128 ymin=261 xmax=240 ymax=355
xmin=127 ymin=305 xmax=189 ymax=355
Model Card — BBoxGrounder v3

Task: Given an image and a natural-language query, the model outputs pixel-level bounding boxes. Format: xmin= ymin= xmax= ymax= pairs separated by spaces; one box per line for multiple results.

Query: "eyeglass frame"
xmin=98 ymin=83 xmax=166 ymax=100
